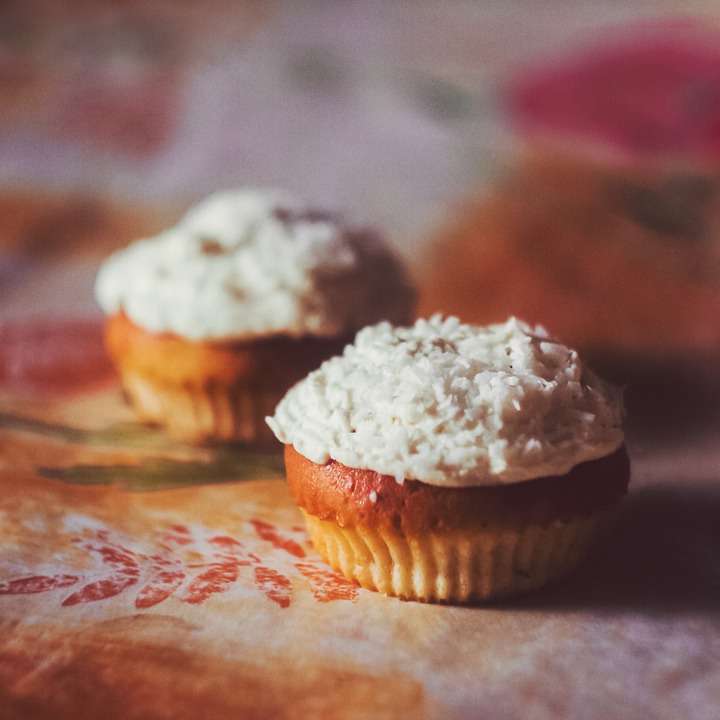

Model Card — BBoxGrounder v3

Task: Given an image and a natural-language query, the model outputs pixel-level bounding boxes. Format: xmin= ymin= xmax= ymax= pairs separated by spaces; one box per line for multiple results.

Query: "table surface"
xmin=1 ymin=3 xmax=720 ymax=719
xmin=1 ymin=318 xmax=718 ymax=720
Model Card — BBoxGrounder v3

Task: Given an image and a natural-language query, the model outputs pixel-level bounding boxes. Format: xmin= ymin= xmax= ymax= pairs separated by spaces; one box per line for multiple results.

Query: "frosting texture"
xmin=95 ymin=188 xmax=414 ymax=341
xmin=267 ymin=316 xmax=624 ymax=487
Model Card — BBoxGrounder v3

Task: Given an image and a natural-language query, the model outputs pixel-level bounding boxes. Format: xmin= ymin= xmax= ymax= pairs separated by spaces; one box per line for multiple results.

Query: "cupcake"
xmin=267 ymin=316 xmax=629 ymax=603
xmin=95 ymin=188 xmax=415 ymax=443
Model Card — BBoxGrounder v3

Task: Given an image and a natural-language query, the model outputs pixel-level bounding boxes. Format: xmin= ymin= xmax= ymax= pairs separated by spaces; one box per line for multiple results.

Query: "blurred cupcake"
xmin=96 ymin=188 xmax=415 ymax=444
xmin=423 ymin=21 xmax=720 ymax=362
xmin=268 ymin=316 xmax=629 ymax=603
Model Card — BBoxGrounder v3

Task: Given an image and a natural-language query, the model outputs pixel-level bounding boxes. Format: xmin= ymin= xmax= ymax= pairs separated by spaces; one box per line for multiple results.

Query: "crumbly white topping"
xmin=95 ymin=188 xmax=414 ymax=340
xmin=267 ymin=316 xmax=624 ymax=487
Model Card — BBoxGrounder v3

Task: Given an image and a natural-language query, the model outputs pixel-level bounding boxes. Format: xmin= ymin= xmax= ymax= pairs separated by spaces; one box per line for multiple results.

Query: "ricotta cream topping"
xmin=95 ymin=188 xmax=415 ymax=341
xmin=267 ymin=316 xmax=624 ymax=487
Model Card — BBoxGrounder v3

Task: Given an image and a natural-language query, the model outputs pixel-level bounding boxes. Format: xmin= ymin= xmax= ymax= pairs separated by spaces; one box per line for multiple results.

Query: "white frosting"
xmin=267 ymin=316 xmax=624 ymax=487
xmin=95 ymin=188 xmax=414 ymax=341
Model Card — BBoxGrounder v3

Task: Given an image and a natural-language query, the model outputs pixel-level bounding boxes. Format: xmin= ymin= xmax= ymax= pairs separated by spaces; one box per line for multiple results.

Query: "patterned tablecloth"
xmin=1 ymin=3 xmax=719 ymax=719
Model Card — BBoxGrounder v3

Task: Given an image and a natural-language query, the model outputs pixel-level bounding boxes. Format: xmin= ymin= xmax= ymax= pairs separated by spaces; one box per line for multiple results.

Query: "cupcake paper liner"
xmin=122 ymin=370 xmax=282 ymax=444
xmin=302 ymin=508 xmax=615 ymax=603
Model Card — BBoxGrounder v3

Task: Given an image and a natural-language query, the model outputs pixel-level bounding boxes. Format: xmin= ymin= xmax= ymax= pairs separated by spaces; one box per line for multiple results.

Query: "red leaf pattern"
xmin=135 ymin=556 xmax=186 ymax=609
xmin=251 ymin=519 xmax=306 ymax=558
xmin=62 ymin=537 xmax=140 ymax=606
xmin=181 ymin=534 xmax=254 ymax=605
xmin=253 ymin=566 xmax=292 ymax=608
xmin=0 ymin=574 xmax=78 ymax=594
xmin=183 ymin=561 xmax=240 ymax=605
xmin=0 ymin=520 xmax=357 ymax=609
xmin=295 ymin=563 xmax=359 ymax=602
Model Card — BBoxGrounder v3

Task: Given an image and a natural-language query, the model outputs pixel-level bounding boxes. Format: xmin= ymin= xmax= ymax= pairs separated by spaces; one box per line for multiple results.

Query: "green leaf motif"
xmin=39 ymin=449 xmax=284 ymax=492
xmin=0 ymin=411 xmax=181 ymax=451
xmin=1 ymin=410 xmax=284 ymax=490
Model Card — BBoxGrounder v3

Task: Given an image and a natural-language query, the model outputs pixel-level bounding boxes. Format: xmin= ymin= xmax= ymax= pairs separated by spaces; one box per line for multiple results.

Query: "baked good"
xmin=267 ymin=315 xmax=629 ymax=602
xmin=96 ymin=188 xmax=415 ymax=443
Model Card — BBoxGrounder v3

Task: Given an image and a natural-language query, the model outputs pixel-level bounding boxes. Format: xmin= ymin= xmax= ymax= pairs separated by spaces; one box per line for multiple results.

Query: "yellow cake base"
xmin=302 ymin=509 xmax=613 ymax=603
xmin=121 ymin=371 xmax=281 ymax=444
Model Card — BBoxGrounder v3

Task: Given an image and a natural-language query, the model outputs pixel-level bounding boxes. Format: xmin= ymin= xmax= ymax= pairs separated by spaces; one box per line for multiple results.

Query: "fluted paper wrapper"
xmin=122 ymin=370 xmax=282 ymax=444
xmin=303 ymin=509 xmax=616 ymax=603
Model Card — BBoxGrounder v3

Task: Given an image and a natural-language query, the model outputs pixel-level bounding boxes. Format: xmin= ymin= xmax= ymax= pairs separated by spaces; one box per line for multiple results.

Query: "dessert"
xmin=96 ymin=188 xmax=415 ymax=443
xmin=268 ymin=315 xmax=629 ymax=603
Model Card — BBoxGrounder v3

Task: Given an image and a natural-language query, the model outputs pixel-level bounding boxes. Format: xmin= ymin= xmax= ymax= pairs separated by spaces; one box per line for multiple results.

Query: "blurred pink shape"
xmin=506 ymin=19 xmax=720 ymax=163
